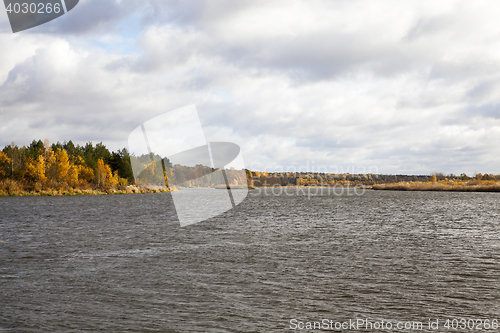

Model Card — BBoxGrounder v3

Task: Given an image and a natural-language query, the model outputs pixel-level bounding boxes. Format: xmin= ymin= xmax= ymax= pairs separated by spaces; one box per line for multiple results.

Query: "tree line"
xmin=0 ymin=140 xmax=134 ymax=192
xmin=0 ymin=139 xmax=248 ymax=195
xmin=1 ymin=139 xmax=497 ymax=195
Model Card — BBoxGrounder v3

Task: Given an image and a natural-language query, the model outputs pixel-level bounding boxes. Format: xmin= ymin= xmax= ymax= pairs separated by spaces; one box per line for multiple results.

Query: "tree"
xmin=36 ymin=155 xmax=47 ymax=182
xmin=109 ymin=148 xmax=134 ymax=183
xmin=43 ymin=139 xmax=51 ymax=157
xmin=95 ymin=158 xmax=116 ymax=188
xmin=2 ymin=142 xmax=17 ymax=178
xmin=25 ymin=155 xmax=47 ymax=183
xmin=63 ymin=140 xmax=78 ymax=157
xmin=0 ymin=151 xmax=11 ymax=178
xmin=55 ymin=149 xmax=71 ymax=181
xmin=78 ymin=164 xmax=94 ymax=183
xmin=44 ymin=148 xmax=56 ymax=181
xmin=67 ymin=165 xmax=79 ymax=186
xmin=26 ymin=140 xmax=44 ymax=159
xmin=96 ymin=158 xmax=106 ymax=187
xmin=51 ymin=141 xmax=63 ymax=152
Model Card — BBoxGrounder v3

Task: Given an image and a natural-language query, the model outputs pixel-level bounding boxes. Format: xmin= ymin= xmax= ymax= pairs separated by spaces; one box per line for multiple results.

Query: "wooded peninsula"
xmin=1 ymin=139 xmax=500 ymax=196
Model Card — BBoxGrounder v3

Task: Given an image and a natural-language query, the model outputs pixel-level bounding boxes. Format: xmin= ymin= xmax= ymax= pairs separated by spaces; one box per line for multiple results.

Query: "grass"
xmin=0 ymin=180 xmax=172 ymax=197
xmin=373 ymin=182 xmax=500 ymax=192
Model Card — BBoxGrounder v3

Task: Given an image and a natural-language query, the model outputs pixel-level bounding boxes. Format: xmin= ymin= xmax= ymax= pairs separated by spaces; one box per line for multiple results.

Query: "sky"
xmin=1 ymin=0 xmax=500 ymax=175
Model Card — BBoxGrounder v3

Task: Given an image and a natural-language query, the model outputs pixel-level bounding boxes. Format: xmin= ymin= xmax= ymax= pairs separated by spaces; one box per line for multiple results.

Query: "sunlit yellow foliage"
xmin=110 ymin=171 xmax=120 ymax=187
xmin=118 ymin=175 xmax=128 ymax=186
xmin=0 ymin=151 xmax=11 ymax=178
xmin=78 ymin=165 xmax=94 ymax=182
xmin=95 ymin=158 xmax=118 ymax=188
xmin=55 ymin=149 xmax=70 ymax=181
xmin=25 ymin=159 xmax=36 ymax=181
xmin=96 ymin=158 xmax=109 ymax=187
xmin=45 ymin=149 xmax=56 ymax=180
xmin=67 ymin=165 xmax=79 ymax=186
xmin=75 ymin=156 xmax=85 ymax=165
xmin=25 ymin=155 xmax=47 ymax=182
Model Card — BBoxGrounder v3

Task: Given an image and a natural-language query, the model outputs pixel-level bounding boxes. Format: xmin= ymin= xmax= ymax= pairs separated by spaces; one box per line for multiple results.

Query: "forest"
xmin=0 ymin=139 xmax=248 ymax=196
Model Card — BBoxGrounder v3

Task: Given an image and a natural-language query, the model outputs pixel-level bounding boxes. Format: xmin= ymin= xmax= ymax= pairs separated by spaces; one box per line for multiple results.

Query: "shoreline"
xmin=0 ymin=183 xmax=174 ymax=197
xmin=372 ymin=183 xmax=500 ymax=192
xmin=0 ymin=188 xmax=173 ymax=197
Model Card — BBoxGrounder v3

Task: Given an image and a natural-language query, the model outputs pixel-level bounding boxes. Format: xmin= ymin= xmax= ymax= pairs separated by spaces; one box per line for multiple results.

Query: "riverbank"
xmin=0 ymin=180 xmax=174 ymax=197
xmin=373 ymin=182 xmax=500 ymax=192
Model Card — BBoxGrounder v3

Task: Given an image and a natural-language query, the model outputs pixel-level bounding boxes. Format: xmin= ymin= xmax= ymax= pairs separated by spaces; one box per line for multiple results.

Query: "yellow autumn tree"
xmin=67 ymin=164 xmax=79 ymax=186
xmin=71 ymin=155 xmax=93 ymax=184
xmin=25 ymin=155 xmax=47 ymax=182
xmin=0 ymin=151 xmax=11 ymax=178
xmin=44 ymin=148 xmax=56 ymax=181
xmin=95 ymin=158 xmax=115 ymax=188
xmin=109 ymin=171 xmax=120 ymax=188
xmin=25 ymin=158 xmax=36 ymax=181
xmin=36 ymin=155 xmax=46 ymax=182
xmin=55 ymin=149 xmax=70 ymax=181
xmin=78 ymin=164 xmax=94 ymax=183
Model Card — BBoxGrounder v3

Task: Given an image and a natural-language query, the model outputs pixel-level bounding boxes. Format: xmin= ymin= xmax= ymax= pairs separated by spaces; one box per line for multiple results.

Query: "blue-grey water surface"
xmin=1 ymin=189 xmax=499 ymax=332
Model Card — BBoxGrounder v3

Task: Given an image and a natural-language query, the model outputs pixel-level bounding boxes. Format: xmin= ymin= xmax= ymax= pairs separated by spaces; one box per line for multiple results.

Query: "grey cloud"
xmin=55 ymin=0 xmax=128 ymax=33
xmin=404 ymin=15 xmax=453 ymax=42
xmin=296 ymin=137 xmax=367 ymax=151
xmin=138 ymin=0 xmax=256 ymax=29
xmin=87 ymin=1 xmax=495 ymax=85
xmin=462 ymin=103 xmax=500 ymax=120
xmin=428 ymin=60 xmax=499 ymax=82
xmin=466 ymin=80 xmax=499 ymax=102
xmin=121 ymin=26 xmax=432 ymax=82
xmin=227 ymin=34 xmax=424 ymax=81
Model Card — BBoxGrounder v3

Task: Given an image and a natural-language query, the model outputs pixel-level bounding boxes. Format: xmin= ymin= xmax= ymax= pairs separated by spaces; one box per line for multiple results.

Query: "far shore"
xmin=372 ymin=182 xmax=500 ymax=192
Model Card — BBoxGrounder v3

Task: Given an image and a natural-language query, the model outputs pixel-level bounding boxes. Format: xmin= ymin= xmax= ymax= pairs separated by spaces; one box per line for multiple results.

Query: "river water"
xmin=1 ymin=189 xmax=499 ymax=332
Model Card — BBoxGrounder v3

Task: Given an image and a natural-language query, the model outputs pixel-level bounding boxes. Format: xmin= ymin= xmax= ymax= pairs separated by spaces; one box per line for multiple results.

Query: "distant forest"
xmin=0 ymin=139 xmax=498 ymax=196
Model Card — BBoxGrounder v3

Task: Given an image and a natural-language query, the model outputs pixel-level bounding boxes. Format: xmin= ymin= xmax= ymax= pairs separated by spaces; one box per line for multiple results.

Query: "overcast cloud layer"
xmin=1 ymin=0 xmax=500 ymax=175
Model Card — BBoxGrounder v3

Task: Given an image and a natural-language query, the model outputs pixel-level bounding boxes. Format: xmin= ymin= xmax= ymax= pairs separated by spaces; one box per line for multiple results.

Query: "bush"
xmin=0 ymin=180 xmax=23 ymax=195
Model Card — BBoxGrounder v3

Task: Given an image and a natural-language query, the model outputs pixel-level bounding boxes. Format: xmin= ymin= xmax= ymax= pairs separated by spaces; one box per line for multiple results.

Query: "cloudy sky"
xmin=1 ymin=0 xmax=500 ymax=175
